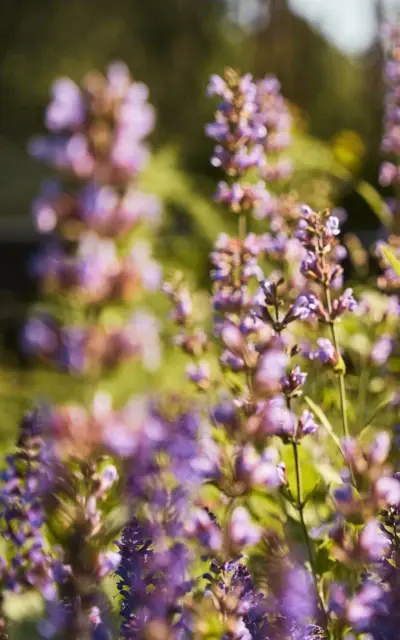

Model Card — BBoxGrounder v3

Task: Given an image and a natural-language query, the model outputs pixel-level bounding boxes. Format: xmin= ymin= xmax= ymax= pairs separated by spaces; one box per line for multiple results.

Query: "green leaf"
xmin=362 ymin=390 xmax=396 ymax=430
xmin=313 ymin=463 xmax=343 ymax=486
xmin=140 ymin=148 xmax=228 ymax=242
xmin=245 ymin=490 xmax=285 ymax=533
xmin=313 ymin=543 xmax=334 ymax=576
xmin=381 ymin=244 xmax=400 ymax=277
xmin=304 ymin=395 xmax=346 ymax=461
xmin=355 ymin=181 xmax=393 ymax=227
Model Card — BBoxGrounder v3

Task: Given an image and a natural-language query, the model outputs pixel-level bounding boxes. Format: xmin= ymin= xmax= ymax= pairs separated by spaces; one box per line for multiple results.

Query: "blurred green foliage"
xmin=0 ymin=130 xmax=392 ymax=447
xmin=0 ymin=0 xmax=390 ymax=214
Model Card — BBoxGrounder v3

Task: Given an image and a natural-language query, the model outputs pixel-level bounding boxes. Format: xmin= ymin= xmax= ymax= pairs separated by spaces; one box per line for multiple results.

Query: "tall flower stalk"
xmin=295 ymin=207 xmax=356 ymax=441
xmin=2 ymin=57 xmax=400 ymax=640
xmin=24 ymin=62 xmax=161 ymax=380
xmin=7 ymin=62 xmax=162 ymax=638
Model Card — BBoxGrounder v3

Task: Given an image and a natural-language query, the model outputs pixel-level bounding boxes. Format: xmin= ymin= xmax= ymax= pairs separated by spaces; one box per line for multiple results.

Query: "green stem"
xmin=336 ymin=372 xmax=350 ymax=441
xmin=292 ymin=441 xmax=315 ymax=572
xmin=325 ymin=287 xmax=357 ymax=488
xmin=238 ymin=212 xmax=253 ymax=399
xmin=292 ymin=440 xmax=327 ymax=624
xmin=325 ymin=288 xmax=350 ymax=441
xmin=357 ymin=363 xmax=369 ymax=428
xmin=239 ymin=213 xmax=246 ymax=242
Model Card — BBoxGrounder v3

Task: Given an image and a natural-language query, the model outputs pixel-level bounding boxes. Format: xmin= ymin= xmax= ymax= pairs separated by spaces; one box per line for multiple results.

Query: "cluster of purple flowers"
xmin=206 ymin=69 xmax=295 ymax=220
xmin=1 ymin=55 xmax=400 ymax=640
xmin=24 ymin=310 xmax=160 ymax=374
xmin=0 ymin=63 xmax=167 ymax=639
xmin=380 ymin=25 xmax=400 ymax=188
xmin=30 ymin=63 xmax=155 ymax=181
xmin=0 ymin=410 xmax=56 ymax=600
xmin=23 ymin=62 xmax=161 ymax=375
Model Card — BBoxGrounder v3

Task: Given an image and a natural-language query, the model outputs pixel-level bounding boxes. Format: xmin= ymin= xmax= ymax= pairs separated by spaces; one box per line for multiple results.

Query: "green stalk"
xmin=239 ymin=212 xmax=246 ymax=242
xmin=325 ymin=287 xmax=350 ymax=441
xmin=292 ymin=440 xmax=315 ymax=575
xmin=292 ymin=439 xmax=328 ymax=626
xmin=357 ymin=363 xmax=370 ymax=427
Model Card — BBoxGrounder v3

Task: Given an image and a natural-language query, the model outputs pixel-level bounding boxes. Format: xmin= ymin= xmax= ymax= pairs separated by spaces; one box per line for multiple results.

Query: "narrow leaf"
xmin=363 ymin=391 xmax=395 ymax=430
xmin=356 ymin=181 xmax=393 ymax=227
xmin=304 ymin=395 xmax=346 ymax=461
xmin=381 ymin=244 xmax=400 ymax=277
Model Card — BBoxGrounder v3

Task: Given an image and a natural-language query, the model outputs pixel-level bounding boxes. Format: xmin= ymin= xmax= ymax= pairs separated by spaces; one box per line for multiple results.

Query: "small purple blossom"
xmin=331 ymin=288 xmax=358 ymax=318
xmin=306 ymin=338 xmax=337 ymax=366
xmin=228 ymin=507 xmax=262 ymax=551
xmin=371 ymin=334 xmax=394 ymax=365
xmin=235 ymin=445 xmax=285 ymax=489
xmin=359 ymin=519 xmax=390 ymax=562
xmin=297 ymin=409 xmax=319 ymax=438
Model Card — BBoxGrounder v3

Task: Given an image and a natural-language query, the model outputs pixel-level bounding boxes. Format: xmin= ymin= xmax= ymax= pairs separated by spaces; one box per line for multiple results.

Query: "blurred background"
xmin=0 ymin=0 xmax=399 ymax=436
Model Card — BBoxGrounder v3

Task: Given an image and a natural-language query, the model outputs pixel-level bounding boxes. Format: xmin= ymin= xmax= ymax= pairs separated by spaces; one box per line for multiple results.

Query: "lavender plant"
xmin=378 ymin=23 xmax=400 ymax=286
xmin=0 ymin=57 xmax=400 ymax=640
xmin=24 ymin=62 xmax=162 ymax=377
xmin=161 ymin=68 xmax=400 ymax=639
xmin=0 ymin=63 xmax=163 ymax=639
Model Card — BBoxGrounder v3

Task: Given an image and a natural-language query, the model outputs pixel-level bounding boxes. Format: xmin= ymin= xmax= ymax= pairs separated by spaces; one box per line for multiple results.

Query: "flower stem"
xmin=239 ymin=213 xmax=246 ymax=242
xmin=325 ymin=287 xmax=350 ymax=441
xmin=292 ymin=440 xmax=327 ymax=624
xmin=357 ymin=363 xmax=369 ymax=427
xmin=292 ymin=440 xmax=314 ymax=572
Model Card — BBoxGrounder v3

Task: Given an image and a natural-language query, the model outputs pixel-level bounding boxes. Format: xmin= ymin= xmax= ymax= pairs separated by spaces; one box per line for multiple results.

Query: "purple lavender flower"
xmin=331 ymin=288 xmax=358 ymax=319
xmin=359 ymin=519 xmax=390 ymax=562
xmin=253 ymin=349 xmax=289 ymax=396
xmin=26 ymin=62 xmax=163 ymax=383
xmin=379 ymin=161 xmax=399 ymax=186
xmin=281 ymin=365 xmax=307 ymax=397
xmin=256 ymin=75 xmax=292 ymax=157
xmin=306 ymin=338 xmax=337 ymax=366
xmin=380 ymin=25 xmax=400 ymax=186
xmin=186 ymin=361 xmax=211 ymax=388
xmin=115 ymin=434 xmax=197 ymax=638
xmin=227 ymin=507 xmax=262 ymax=552
xmin=280 ymin=566 xmax=317 ymax=637
xmin=371 ymin=334 xmax=394 ymax=365
xmin=22 ymin=313 xmax=58 ymax=358
xmin=45 ymin=78 xmax=85 ymax=132
xmin=283 ymin=292 xmax=327 ymax=325
xmin=296 ymin=207 xmax=353 ymax=317
xmin=334 ymin=484 xmax=354 ymax=506
xmin=258 ymin=394 xmax=296 ymax=439
xmin=206 ymin=69 xmax=265 ymax=182
xmin=235 ymin=444 xmax=285 ymax=490
xmin=297 ymin=409 xmax=319 ymax=438
xmin=0 ymin=409 xmax=57 ymax=599
xmin=347 ymin=582 xmax=385 ymax=632
xmin=324 ymin=215 xmax=340 ymax=238
xmin=374 ymin=476 xmax=400 ymax=506
xmin=185 ymin=508 xmax=222 ymax=552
